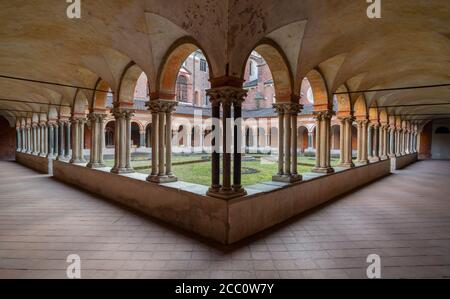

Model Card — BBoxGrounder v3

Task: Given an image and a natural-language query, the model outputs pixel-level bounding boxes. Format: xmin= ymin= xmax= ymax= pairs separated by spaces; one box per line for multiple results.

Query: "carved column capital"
xmin=147 ymin=100 xmax=177 ymax=114
xmin=313 ymin=110 xmax=334 ymax=121
xmin=207 ymin=86 xmax=247 ymax=107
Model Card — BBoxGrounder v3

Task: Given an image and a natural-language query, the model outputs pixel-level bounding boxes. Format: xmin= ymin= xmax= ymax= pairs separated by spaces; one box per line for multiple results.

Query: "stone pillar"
xmin=367 ymin=124 xmax=373 ymax=160
xmin=25 ymin=126 xmax=31 ymax=154
xmin=54 ymin=123 xmax=59 ymax=159
xmin=87 ymin=113 xmax=106 ymax=168
xmin=38 ymin=123 xmax=46 ymax=157
xmin=146 ymin=100 xmax=177 ymax=182
xmin=139 ymin=131 xmax=145 ymax=148
xmin=370 ymin=123 xmax=381 ymax=162
xmin=273 ymin=103 xmax=303 ymax=182
xmin=400 ymin=129 xmax=406 ymax=155
xmin=307 ymin=132 xmax=314 ymax=150
xmin=338 ymin=116 xmax=355 ymax=168
xmin=70 ymin=118 xmax=86 ymax=164
xmin=312 ymin=110 xmax=334 ymax=173
xmin=47 ymin=123 xmax=55 ymax=158
xmin=65 ymin=122 xmax=71 ymax=160
xmin=16 ymin=127 xmax=21 ymax=151
xmin=31 ymin=124 xmax=37 ymax=155
xmin=389 ymin=126 xmax=395 ymax=157
xmin=380 ymin=125 xmax=389 ymax=160
xmin=406 ymin=130 xmax=411 ymax=154
xmin=206 ymin=85 xmax=248 ymax=199
xmin=356 ymin=120 xmax=369 ymax=165
xmin=111 ymin=109 xmax=134 ymax=174
xmin=21 ymin=127 xmax=27 ymax=153
xmin=57 ymin=121 xmax=66 ymax=161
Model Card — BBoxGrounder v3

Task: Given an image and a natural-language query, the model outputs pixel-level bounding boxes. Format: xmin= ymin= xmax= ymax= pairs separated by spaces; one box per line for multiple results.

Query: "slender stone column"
xmin=338 ymin=116 xmax=355 ymax=168
xmin=406 ymin=130 xmax=411 ymax=154
xmin=233 ymin=99 xmax=244 ymax=192
xmin=87 ymin=114 xmax=106 ymax=168
xmin=149 ymin=109 xmax=159 ymax=178
xmin=25 ymin=126 xmax=31 ymax=154
xmin=47 ymin=123 xmax=55 ymax=158
xmin=380 ymin=125 xmax=389 ymax=160
xmin=209 ymin=98 xmax=221 ymax=192
xmin=275 ymin=105 xmax=285 ymax=176
xmin=307 ymin=132 xmax=314 ymax=150
xmin=139 ymin=132 xmax=145 ymax=148
xmin=370 ymin=124 xmax=381 ymax=162
xmin=291 ymin=112 xmax=298 ymax=175
xmin=54 ymin=123 xmax=59 ymax=159
xmin=70 ymin=118 xmax=86 ymax=164
xmin=367 ymin=124 xmax=373 ymax=160
xmin=356 ymin=120 xmax=369 ymax=165
xmin=206 ymin=86 xmax=248 ymax=199
xmin=65 ymin=122 xmax=71 ymax=160
xmin=312 ymin=110 xmax=334 ymax=173
xmin=57 ymin=121 xmax=66 ymax=161
xmin=400 ymin=129 xmax=406 ymax=155
xmin=38 ymin=123 xmax=45 ymax=156
xmin=21 ymin=127 xmax=26 ymax=152
xmin=35 ymin=125 xmax=40 ymax=155
xmin=273 ymin=103 xmax=302 ymax=182
xmin=147 ymin=100 xmax=177 ymax=183
xmin=31 ymin=124 xmax=37 ymax=155
xmin=111 ymin=109 xmax=134 ymax=173
xmin=389 ymin=126 xmax=395 ymax=157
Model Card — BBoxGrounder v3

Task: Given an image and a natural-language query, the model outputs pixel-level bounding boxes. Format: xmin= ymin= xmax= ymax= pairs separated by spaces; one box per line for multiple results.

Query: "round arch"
xmin=157 ymin=37 xmax=213 ymax=101
xmin=304 ymin=68 xmax=330 ymax=110
xmin=244 ymin=39 xmax=294 ymax=103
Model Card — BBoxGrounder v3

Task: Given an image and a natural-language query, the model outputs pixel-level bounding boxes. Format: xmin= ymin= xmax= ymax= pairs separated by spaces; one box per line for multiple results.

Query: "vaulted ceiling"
xmin=0 ymin=0 xmax=449 ymax=127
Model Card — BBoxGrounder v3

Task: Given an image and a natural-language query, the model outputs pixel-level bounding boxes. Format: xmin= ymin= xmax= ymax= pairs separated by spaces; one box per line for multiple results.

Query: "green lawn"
xmin=104 ymin=155 xmax=341 ymax=187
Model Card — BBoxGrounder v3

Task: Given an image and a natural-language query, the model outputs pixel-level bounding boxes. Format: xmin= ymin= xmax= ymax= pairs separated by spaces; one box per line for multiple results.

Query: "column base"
xmin=312 ymin=167 xmax=335 ymax=174
xmin=369 ymin=157 xmax=381 ymax=162
xmin=147 ymin=174 xmax=178 ymax=184
xmin=207 ymin=187 xmax=247 ymax=200
xmin=86 ymin=162 xmax=106 ymax=169
xmin=32 ymin=152 xmax=39 ymax=156
xmin=39 ymin=153 xmax=47 ymax=157
xmin=356 ymin=160 xmax=369 ymax=166
xmin=337 ymin=162 xmax=355 ymax=168
xmin=380 ymin=155 xmax=389 ymax=161
xmin=111 ymin=167 xmax=134 ymax=174
xmin=272 ymin=174 xmax=303 ymax=183
xmin=70 ymin=159 xmax=87 ymax=164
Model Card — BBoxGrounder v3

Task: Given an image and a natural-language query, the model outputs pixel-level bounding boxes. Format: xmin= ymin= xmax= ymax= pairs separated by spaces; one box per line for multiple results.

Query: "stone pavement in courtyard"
xmin=0 ymin=160 xmax=449 ymax=279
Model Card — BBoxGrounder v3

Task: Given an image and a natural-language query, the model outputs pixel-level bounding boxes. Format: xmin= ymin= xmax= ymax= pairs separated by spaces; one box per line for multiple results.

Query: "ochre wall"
xmin=0 ymin=116 xmax=15 ymax=161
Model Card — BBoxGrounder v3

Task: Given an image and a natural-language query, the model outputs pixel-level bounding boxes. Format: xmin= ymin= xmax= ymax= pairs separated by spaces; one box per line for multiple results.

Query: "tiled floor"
xmin=0 ymin=160 xmax=449 ymax=279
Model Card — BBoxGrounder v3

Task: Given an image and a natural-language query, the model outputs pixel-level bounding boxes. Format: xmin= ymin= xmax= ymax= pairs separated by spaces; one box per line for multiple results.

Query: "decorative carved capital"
xmin=112 ymin=108 xmax=134 ymax=120
xmin=147 ymin=100 xmax=178 ymax=114
xmin=273 ymin=102 xmax=303 ymax=115
xmin=207 ymin=86 xmax=247 ymax=107
xmin=313 ymin=110 xmax=334 ymax=121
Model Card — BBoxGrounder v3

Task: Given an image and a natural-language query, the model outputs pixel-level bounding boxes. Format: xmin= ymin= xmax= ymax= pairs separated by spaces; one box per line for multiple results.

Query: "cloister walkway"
xmin=0 ymin=160 xmax=449 ymax=279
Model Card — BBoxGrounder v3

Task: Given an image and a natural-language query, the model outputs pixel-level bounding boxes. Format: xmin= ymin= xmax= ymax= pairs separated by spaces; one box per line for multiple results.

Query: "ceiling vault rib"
xmin=377 ymin=103 xmax=450 ymax=108
xmin=0 ymin=75 xmax=112 ymax=94
xmin=334 ymin=84 xmax=450 ymax=95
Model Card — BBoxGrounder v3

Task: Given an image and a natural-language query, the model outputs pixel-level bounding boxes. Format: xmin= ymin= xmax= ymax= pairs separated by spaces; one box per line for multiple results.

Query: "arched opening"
xmin=105 ymin=121 xmax=115 ymax=148
xmin=297 ymin=126 xmax=308 ymax=153
xmin=131 ymin=122 xmax=140 ymax=147
xmin=84 ymin=123 xmax=91 ymax=150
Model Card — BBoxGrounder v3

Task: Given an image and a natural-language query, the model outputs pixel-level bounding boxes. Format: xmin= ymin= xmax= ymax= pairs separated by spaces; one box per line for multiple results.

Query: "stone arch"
xmin=245 ymin=39 xmax=294 ymax=102
xmin=91 ymin=78 xmax=112 ymax=111
xmin=157 ymin=37 xmax=212 ymax=101
xmin=369 ymin=107 xmax=379 ymax=123
xmin=335 ymin=85 xmax=352 ymax=116
xmin=379 ymin=108 xmax=389 ymax=125
xmin=354 ymin=95 xmax=368 ymax=119
xmin=304 ymin=68 xmax=330 ymax=111
xmin=117 ymin=62 xmax=146 ymax=105
xmin=72 ymin=90 xmax=88 ymax=117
